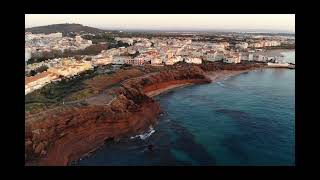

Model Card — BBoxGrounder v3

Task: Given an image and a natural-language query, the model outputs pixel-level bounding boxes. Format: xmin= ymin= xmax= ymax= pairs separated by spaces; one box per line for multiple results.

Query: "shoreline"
xmin=258 ymin=49 xmax=295 ymax=57
xmin=25 ymin=65 xmax=207 ymax=166
xmin=144 ymin=79 xmax=211 ymax=98
xmin=204 ymin=69 xmax=254 ymax=82
xmin=145 ymin=69 xmax=259 ymax=98
xmin=146 ymin=83 xmax=194 ymax=97
xmin=25 ymin=63 xmax=267 ymax=166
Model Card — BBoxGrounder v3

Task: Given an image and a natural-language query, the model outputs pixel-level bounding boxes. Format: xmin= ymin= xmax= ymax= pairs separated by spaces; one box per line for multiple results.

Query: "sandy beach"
xmin=146 ymin=83 xmax=193 ymax=97
xmin=145 ymin=69 xmax=259 ymax=98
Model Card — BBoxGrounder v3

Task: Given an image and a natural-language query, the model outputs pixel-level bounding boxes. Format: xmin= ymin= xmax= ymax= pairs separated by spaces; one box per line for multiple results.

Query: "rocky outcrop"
xmin=25 ymin=64 xmax=211 ymax=166
xmin=25 ymin=62 xmax=266 ymax=165
xmin=123 ymin=65 xmax=212 ymax=94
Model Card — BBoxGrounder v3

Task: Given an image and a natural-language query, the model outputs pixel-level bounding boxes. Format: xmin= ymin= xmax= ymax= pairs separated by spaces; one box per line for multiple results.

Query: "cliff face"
xmin=123 ymin=65 xmax=212 ymax=94
xmin=25 ymin=65 xmax=210 ymax=166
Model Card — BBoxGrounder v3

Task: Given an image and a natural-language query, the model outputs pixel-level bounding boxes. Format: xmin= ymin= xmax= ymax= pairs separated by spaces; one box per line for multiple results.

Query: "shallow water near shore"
xmin=73 ymin=51 xmax=295 ymax=166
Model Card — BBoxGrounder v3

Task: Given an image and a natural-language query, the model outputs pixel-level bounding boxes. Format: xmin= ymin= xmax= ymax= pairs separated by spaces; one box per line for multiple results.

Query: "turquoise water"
xmin=74 ymin=51 xmax=295 ymax=166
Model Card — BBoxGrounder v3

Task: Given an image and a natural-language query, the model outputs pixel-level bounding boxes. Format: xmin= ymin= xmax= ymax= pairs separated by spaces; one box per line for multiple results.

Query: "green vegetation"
xmin=25 ymin=69 xmax=95 ymax=113
xmin=26 ymin=78 xmax=83 ymax=107
xmin=27 ymin=44 xmax=108 ymax=64
xmin=66 ymin=88 xmax=95 ymax=102
xmin=37 ymin=65 xmax=49 ymax=73
xmin=25 ymin=23 xmax=105 ymax=36
xmin=82 ymin=33 xmax=116 ymax=44
xmin=27 ymin=36 xmax=132 ymax=64
xmin=26 ymin=65 xmax=49 ymax=77
xmin=120 ymin=64 xmax=133 ymax=69
xmin=83 ymin=33 xmax=130 ymax=48
xmin=25 ymin=102 xmax=56 ymax=113
xmin=129 ymin=51 xmax=140 ymax=58
xmin=25 ymin=65 xmax=124 ymax=113
xmin=29 ymin=70 xmax=37 ymax=76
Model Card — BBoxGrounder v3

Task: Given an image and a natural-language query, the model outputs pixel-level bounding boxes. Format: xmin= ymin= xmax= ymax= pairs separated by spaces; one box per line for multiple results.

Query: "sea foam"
xmin=130 ymin=126 xmax=155 ymax=140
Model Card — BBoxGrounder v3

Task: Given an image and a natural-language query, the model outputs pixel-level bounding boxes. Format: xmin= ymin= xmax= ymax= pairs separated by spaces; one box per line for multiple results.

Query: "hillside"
xmin=25 ymin=23 xmax=106 ymax=36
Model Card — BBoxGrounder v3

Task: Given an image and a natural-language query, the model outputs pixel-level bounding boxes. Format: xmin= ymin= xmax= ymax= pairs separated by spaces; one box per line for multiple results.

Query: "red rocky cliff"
xmin=25 ymin=65 xmax=211 ymax=166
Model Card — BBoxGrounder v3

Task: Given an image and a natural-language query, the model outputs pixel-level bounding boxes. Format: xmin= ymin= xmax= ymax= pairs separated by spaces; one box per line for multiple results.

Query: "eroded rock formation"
xmin=25 ymin=65 xmax=210 ymax=166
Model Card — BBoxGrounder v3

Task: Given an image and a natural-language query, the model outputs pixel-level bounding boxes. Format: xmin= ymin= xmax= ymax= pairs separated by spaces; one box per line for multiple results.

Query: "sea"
xmin=73 ymin=50 xmax=295 ymax=166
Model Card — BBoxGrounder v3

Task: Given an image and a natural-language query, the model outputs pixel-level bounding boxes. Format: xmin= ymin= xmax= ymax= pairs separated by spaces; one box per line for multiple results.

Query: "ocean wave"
xmin=130 ymin=126 xmax=155 ymax=140
xmin=217 ymin=82 xmax=225 ymax=87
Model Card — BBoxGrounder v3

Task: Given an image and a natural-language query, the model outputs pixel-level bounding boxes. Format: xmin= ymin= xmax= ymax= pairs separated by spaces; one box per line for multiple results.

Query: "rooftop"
xmin=25 ymin=71 xmax=55 ymax=84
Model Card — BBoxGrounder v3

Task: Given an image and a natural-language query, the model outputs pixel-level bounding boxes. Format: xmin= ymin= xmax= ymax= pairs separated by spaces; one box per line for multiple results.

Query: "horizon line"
xmin=25 ymin=23 xmax=295 ymax=34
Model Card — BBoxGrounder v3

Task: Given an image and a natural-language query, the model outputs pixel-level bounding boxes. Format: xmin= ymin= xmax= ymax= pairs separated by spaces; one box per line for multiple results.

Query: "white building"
xmin=208 ymin=42 xmax=229 ymax=51
xmin=191 ymin=50 xmax=203 ymax=58
xmin=165 ymin=58 xmax=175 ymax=65
xmin=172 ymin=56 xmax=183 ymax=64
xmin=249 ymin=42 xmax=263 ymax=48
xmin=25 ymin=32 xmax=92 ymax=58
xmin=47 ymin=32 xmax=63 ymax=38
xmin=165 ymin=56 xmax=183 ymax=65
xmin=214 ymin=51 xmax=225 ymax=61
xmin=224 ymin=53 xmax=241 ymax=64
xmin=248 ymin=53 xmax=254 ymax=61
xmin=185 ymin=57 xmax=202 ymax=64
xmin=25 ymin=47 xmax=31 ymax=63
xmin=47 ymin=59 xmax=93 ymax=77
xmin=270 ymin=40 xmax=281 ymax=46
xmin=75 ymin=35 xmax=83 ymax=42
xmin=25 ymin=72 xmax=59 ymax=95
xmin=92 ymin=54 xmax=113 ymax=66
xmin=240 ymin=53 xmax=254 ymax=61
xmin=151 ymin=58 xmax=163 ymax=66
xmin=253 ymin=54 xmax=268 ymax=62
xmin=132 ymin=55 xmax=149 ymax=66
xmin=235 ymin=42 xmax=249 ymax=49
xmin=113 ymin=56 xmax=130 ymax=65
xmin=205 ymin=51 xmax=217 ymax=62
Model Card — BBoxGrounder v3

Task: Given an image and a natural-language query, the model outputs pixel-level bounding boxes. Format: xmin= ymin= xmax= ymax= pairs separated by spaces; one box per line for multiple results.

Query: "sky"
xmin=25 ymin=14 xmax=295 ymax=33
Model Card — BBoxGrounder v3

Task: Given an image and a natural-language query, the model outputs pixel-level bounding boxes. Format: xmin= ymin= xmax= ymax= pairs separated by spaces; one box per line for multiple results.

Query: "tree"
xmin=116 ymin=41 xmax=130 ymax=48
xmin=84 ymin=57 xmax=92 ymax=61
xmin=36 ymin=65 xmax=49 ymax=74
xmin=42 ymin=51 xmax=55 ymax=60
xmin=74 ymin=55 xmax=83 ymax=60
xmin=131 ymin=51 xmax=140 ymax=58
xmin=52 ymin=49 xmax=63 ymax=57
xmin=30 ymin=70 xmax=37 ymax=76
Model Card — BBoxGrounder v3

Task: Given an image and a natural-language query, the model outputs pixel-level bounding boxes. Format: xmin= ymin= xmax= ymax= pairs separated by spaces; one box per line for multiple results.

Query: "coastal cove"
xmin=73 ymin=70 xmax=294 ymax=165
xmin=72 ymin=50 xmax=295 ymax=166
xmin=24 ymin=16 xmax=296 ymax=166
xmin=145 ymin=49 xmax=295 ymax=98
xmin=25 ymin=51 xmax=294 ymax=166
xmin=144 ymin=70 xmax=256 ymax=98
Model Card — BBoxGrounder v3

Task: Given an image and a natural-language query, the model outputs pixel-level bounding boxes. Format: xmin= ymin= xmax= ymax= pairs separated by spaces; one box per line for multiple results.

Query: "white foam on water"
xmin=223 ymin=75 xmax=232 ymax=81
xmin=217 ymin=82 xmax=225 ymax=87
xmin=130 ymin=126 xmax=155 ymax=140
xmin=165 ymin=118 xmax=171 ymax=122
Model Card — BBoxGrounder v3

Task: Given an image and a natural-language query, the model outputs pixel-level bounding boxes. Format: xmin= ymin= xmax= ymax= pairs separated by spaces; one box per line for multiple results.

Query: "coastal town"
xmin=25 ymin=30 xmax=295 ymax=95
xmin=24 ymin=11 xmax=295 ymax=167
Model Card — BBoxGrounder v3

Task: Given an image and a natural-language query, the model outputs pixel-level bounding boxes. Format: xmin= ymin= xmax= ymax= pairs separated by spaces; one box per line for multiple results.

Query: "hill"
xmin=25 ymin=23 xmax=106 ymax=36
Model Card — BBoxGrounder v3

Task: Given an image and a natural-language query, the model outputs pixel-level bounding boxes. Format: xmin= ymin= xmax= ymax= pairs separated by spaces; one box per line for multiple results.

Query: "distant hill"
xmin=25 ymin=23 xmax=106 ymax=36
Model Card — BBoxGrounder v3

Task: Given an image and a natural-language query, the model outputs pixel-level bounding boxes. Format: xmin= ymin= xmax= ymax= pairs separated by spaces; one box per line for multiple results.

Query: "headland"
xmin=25 ymin=61 xmax=266 ymax=166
